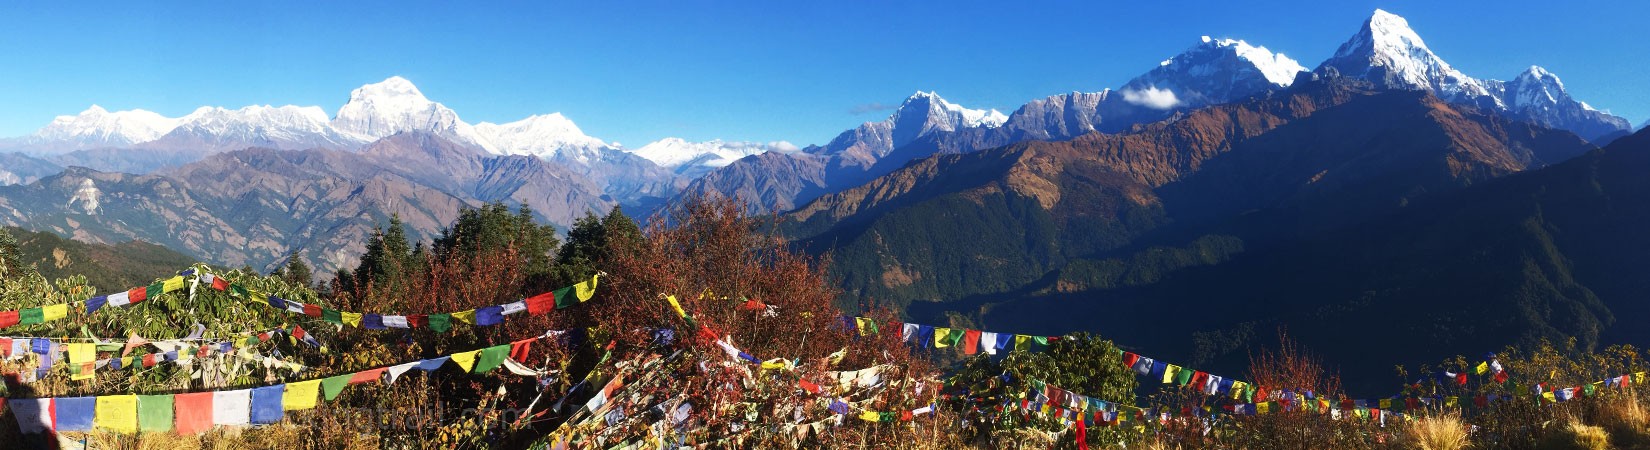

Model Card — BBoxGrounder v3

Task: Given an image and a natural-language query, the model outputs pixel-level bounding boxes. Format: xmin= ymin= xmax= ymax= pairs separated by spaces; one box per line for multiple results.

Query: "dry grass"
xmin=1597 ymin=394 xmax=1650 ymax=449
xmin=1537 ymin=420 xmax=1611 ymax=450
xmin=1408 ymin=413 xmax=1471 ymax=450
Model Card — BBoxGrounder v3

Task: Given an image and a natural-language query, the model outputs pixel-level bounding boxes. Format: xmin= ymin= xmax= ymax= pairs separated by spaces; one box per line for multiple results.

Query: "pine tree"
xmin=278 ymin=251 xmax=313 ymax=288
xmin=0 ymin=227 xmax=24 ymax=279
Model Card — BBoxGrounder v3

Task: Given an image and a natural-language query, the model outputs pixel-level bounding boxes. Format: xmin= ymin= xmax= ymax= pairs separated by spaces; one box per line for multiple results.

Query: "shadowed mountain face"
xmin=0 ymin=132 xmax=612 ymax=276
xmin=777 ymin=75 xmax=1619 ymax=394
xmin=5 ymin=226 xmax=195 ymax=293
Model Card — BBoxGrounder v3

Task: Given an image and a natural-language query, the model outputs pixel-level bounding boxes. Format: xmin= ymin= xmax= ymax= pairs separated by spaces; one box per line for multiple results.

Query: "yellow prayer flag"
xmin=43 ymin=304 xmax=69 ymax=322
xmin=1543 ymin=392 xmax=1556 ymax=403
xmin=162 ymin=275 xmax=185 ymax=293
xmin=452 ymin=309 xmax=477 ymax=325
xmin=665 ymin=295 xmax=687 ymax=319
xmin=1231 ymin=381 xmax=1246 ymax=400
xmin=250 ymin=291 xmax=267 ymax=306
xmin=1475 ymin=361 xmax=1489 ymax=375
xmin=67 ymin=343 xmax=97 ymax=381
xmin=1163 ymin=365 xmax=1179 ymax=384
xmin=1637 ymin=372 xmax=1648 ymax=385
xmin=1446 ymin=396 xmax=1459 ymax=408
xmin=1014 ymin=335 xmax=1030 ymax=352
xmin=1378 ymin=399 xmax=1392 ymax=409
xmin=341 ymin=311 xmax=363 ymax=327
xmin=858 ymin=410 xmax=880 ymax=422
xmin=451 ymin=350 xmax=482 ymax=372
xmin=575 ymin=274 xmax=600 ymax=302
xmin=285 ymin=380 xmax=321 ymax=410
xmin=934 ymin=328 xmax=953 ymax=348
xmin=97 ymin=395 xmax=139 ymax=433
xmin=1257 ymin=402 xmax=1270 ymax=414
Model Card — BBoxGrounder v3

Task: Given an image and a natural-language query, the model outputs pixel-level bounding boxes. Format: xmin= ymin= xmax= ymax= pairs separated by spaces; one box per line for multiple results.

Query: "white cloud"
xmin=1121 ymin=87 xmax=1181 ymax=110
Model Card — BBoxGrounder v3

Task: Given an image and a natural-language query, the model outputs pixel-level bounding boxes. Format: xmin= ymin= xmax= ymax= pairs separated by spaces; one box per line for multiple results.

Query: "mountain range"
xmin=0 ymin=10 xmax=1644 ymax=385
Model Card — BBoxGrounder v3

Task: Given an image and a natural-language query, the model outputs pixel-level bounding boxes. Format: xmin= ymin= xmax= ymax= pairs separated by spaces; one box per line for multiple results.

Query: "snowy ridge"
xmin=472 ymin=113 xmax=615 ymax=162
xmin=1319 ymin=9 xmax=1628 ymax=140
xmin=1122 ymin=36 xmax=1305 ymax=111
xmin=24 ymin=106 xmax=182 ymax=151
xmin=330 ymin=76 xmax=494 ymax=151
xmin=631 ymin=137 xmax=797 ymax=170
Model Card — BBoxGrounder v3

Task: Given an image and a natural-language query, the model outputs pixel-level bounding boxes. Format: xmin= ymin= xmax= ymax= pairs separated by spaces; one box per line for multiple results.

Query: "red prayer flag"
xmin=408 ymin=314 xmax=428 ymax=328
xmin=174 ymin=392 xmax=214 ymax=435
xmin=1123 ymin=352 xmax=1139 ymax=368
xmin=1456 ymin=373 xmax=1468 ymax=386
xmin=128 ymin=287 xmax=148 ymax=304
xmin=509 ymin=340 xmax=533 ymax=363
xmin=349 ymin=368 xmax=387 ymax=384
xmin=257 ymin=332 xmax=271 ymax=343
xmin=900 ymin=411 xmax=913 ymax=421
xmin=890 ymin=321 xmax=904 ymax=339
xmin=210 ymin=277 xmax=229 ymax=291
xmin=800 ymin=379 xmax=821 ymax=394
xmin=142 ymin=354 xmax=157 ymax=368
xmin=525 ymin=292 xmax=556 ymax=315
xmin=0 ymin=310 xmax=17 ymax=329
xmin=302 ymin=304 xmax=322 ymax=317
xmin=1494 ymin=371 xmax=1509 ymax=384
xmin=962 ymin=329 xmax=982 ymax=355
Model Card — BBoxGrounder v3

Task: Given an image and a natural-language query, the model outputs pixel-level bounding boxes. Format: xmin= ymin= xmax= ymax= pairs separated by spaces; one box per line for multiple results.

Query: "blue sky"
xmin=1 ymin=1 xmax=1645 ymax=147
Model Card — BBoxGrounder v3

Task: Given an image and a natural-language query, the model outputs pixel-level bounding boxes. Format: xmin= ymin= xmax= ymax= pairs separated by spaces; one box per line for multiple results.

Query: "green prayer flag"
xmin=322 ymin=374 xmax=352 ymax=401
xmin=946 ymin=329 xmax=964 ymax=348
xmin=147 ymin=281 xmax=165 ymax=299
xmin=19 ymin=308 xmax=43 ymax=325
xmin=1033 ymin=336 xmax=1049 ymax=346
xmin=1175 ymin=367 xmax=1194 ymax=386
xmin=231 ymin=284 xmax=249 ymax=297
xmin=322 ymin=308 xmax=343 ymax=324
xmin=553 ymin=286 xmax=577 ymax=309
xmin=427 ymin=313 xmax=452 ymax=333
xmin=473 ymin=344 xmax=511 ymax=373
xmin=138 ymin=395 xmax=174 ymax=432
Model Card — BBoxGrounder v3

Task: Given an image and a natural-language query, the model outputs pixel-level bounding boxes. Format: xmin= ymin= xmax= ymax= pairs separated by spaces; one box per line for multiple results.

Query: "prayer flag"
xmin=1015 ymin=335 xmax=1031 ymax=353
xmin=501 ymin=300 xmax=527 ymax=316
xmin=1476 ymin=362 xmax=1489 ymax=375
xmin=322 ymin=308 xmax=343 ymax=324
xmin=107 ymin=291 xmax=132 ymax=308
xmin=97 ymin=395 xmax=139 ymax=433
xmin=10 ymin=398 xmax=52 ymax=434
xmin=67 ymin=343 xmax=97 ymax=381
xmin=386 ymin=362 xmax=420 ymax=384
xmin=934 ymin=328 xmax=953 ymax=348
xmin=476 ymin=306 xmax=504 ymax=326
xmin=452 ymin=350 xmax=483 ymax=372
xmin=980 ymin=332 xmax=999 ymax=355
xmin=162 ymin=275 xmax=185 ymax=293
xmin=415 ymin=356 xmax=451 ymax=372
xmin=341 ymin=311 xmax=362 ymax=328
xmin=901 ymin=324 xmax=919 ymax=343
xmin=138 ymin=395 xmax=173 ymax=432
xmin=0 ymin=310 xmax=18 ymax=328
xmin=427 ymin=313 xmax=452 ymax=333
xmin=20 ymin=307 xmax=43 ymax=325
xmin=350 ymin=368 xmax=387 ymax=385
xmin=575 ymin=274 xmax=599 ymax=302
xmin=963 ymin=329 xmax=982 ymax=355
xmin=129 ymin=286 xmax=149 ymax=304
xmin=1163 ymin=364 xmax=1180 ymax=384
xmin=363 ymin=314 xmax=385 ymax=329
xmin=474 ymin=344 xmax=510 ymax=374
xmin=174 ymin=392 xmax=214 ymax=435
xmin=552 ymin=286 xmax=577 ymax=309
xmin=452 ymin=309 xmax=476 ymax=325
xmin=526 ymin=291 xmax=556 ymax=315
xmin=55 ymin=396 xmax=95 ymax=432
xmin=250 ymin=385 xmax=285 ymax=424
xmin=382 ymin=315 xmax=409 ymax=328
xmin=213 ymin=390 xmax=251 ymax=426
xmin=42 ymin=304 xmax=68 ymax=322
xmin=322 ymin=374 xmax=351 ymax=401
xmin=302 ymin=304 xmax=322 ymax=317
xmin=664 ymin=295 xmax=687 ymax=319
xmin=86 ymin=296 xmax=108 ymax=314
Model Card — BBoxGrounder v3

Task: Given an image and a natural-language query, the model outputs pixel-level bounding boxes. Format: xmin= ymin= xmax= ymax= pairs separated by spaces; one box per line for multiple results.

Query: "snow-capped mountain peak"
xmin=1121 ymin=36 xmax=1305 ymax=110
xmin=1319 ymin=9 xmax=1496 ymax=104
xmin=28 ymin=105 xmax=182 ymax=150
xmin=472 ymin=113 xmax=613 ymax=160
xmin=887 ymin=91 xmax=1006 ymax=147
xmin=1505 ymin=66 xmax=1570 ymax=112
xmin=630 ymin=137 xmax=796 ymax=175
xmin=332 ymin=76 xmax=493 ymax=150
